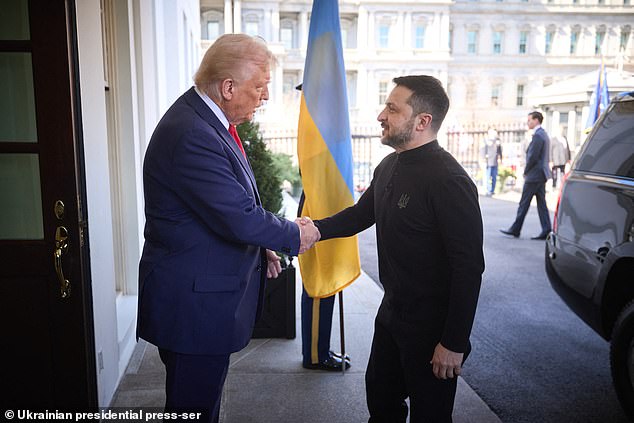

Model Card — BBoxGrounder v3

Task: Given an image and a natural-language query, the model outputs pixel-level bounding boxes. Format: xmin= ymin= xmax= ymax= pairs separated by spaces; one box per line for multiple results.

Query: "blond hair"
xmin=194 ymin=34 xmax=273 ymax=100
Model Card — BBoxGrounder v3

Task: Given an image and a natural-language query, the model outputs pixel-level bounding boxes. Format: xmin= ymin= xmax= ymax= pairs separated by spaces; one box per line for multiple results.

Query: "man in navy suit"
xmin=137 ymin=34 xmax=320 ymax=422
xmin=500 ymin=111 xmax=552 ymax=240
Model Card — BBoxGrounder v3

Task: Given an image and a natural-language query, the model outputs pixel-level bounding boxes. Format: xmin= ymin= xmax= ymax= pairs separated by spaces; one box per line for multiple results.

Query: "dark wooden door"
xmin=0 ymin=0 xmax=97 ymax=408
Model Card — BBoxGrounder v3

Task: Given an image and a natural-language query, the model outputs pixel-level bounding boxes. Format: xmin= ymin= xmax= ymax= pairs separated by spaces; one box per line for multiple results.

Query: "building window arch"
xmin=340 ymin=16 xmax=357 ymax=49
xmin=243 ymin=13 xmax=261 ymax=37
xmin=412 ymin=14 xmax=431 ymax=49
xmin=201 ymin=10 xmax=223 ymax=40
xmin=280 ymin=16 xmax=297 ymax=50
xmin=376 ymin=13 xmax=397 ymax=48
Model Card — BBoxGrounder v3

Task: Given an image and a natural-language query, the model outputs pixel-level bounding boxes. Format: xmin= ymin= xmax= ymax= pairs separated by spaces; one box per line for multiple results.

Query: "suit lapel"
xmin=183 ymin=88 xmax=261 ymax=204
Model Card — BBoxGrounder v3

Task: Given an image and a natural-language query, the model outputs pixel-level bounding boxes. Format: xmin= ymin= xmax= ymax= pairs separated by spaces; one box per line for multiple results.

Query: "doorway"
xmin=0 ymin=0 xmax=96 ymax=408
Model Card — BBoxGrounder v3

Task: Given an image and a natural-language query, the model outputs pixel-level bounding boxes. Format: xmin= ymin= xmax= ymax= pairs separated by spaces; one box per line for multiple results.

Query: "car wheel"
xmin=611 ymin=300 xmax=634 ymax=419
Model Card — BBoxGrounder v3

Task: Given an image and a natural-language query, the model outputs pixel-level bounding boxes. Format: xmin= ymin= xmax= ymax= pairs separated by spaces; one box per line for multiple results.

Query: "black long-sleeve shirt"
xmin=316 ymin=140 xmax=484 ymax=352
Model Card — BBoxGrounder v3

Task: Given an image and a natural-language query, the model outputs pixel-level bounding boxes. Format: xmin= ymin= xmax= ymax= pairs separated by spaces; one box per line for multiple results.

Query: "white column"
xmin=224 ymin=0 xmax=233 ymax=33
xmin=274 ymin=61 xmax=283 ymax=116
xmin=367 ymin=11 xmax=375 ymax=49
xmin=271 ymin=10 xmax=279 ymax=43
xmin=396 ymin=12 xmax=404 ymax=49
xmin=299 ymin=11 xmax=308 ymax=50
xmin=567 ymin=110 xmax=577 ymax=151
xmin=233 ymin=0 xmax=241 ymax=34
xmin=403 ymin=12 xmax=412 ymax=49
xmin=357 ymin=66 xmax=368 ymax=119
xmin=551 ymin=110 xmax=560 ymax=135
xmin=357 ymin=6 xmax=367 ymax=51
xmin=440 ymin=12 xmax=449 ymax=52
xmin=431 ymin=12 xmax=440 ymax=50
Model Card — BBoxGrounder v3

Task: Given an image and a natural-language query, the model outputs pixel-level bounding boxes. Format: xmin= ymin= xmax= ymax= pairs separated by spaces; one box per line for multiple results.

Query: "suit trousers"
xmin=366 ymin=309 xmax=460 ymax=423
xmin=301 ymin=286 xmax=335 ymax=365
xmin=509 ymin=181 xmax=552 ymax=235
xmin=158 ymin=348 xmax=230 ymax=423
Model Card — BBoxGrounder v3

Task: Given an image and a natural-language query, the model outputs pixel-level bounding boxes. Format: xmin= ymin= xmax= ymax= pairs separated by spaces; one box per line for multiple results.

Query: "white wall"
xmin=75 ymin=0 xmax=120 ymax=407
xmin=75 ymin=0 xmax=202 ymax=407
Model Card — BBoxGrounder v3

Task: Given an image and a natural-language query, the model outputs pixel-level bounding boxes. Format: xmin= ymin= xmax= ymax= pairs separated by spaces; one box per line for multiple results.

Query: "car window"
xmin=575 ymin=100 xmax=634 ymax=178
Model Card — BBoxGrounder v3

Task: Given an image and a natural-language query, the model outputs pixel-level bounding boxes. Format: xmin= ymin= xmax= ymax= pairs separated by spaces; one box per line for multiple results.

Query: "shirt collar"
xmin=194 ymin=86 xmax=229 ymax=130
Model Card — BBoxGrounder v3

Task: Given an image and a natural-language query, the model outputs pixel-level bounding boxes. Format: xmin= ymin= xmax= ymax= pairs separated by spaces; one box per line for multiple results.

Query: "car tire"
xmin=611 ymin=300 xmax=634 ymax=419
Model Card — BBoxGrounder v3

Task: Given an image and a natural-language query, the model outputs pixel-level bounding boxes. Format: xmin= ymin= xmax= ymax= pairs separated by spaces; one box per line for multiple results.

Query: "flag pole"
xmin=338 ymin=290 xmax=346 ymax=374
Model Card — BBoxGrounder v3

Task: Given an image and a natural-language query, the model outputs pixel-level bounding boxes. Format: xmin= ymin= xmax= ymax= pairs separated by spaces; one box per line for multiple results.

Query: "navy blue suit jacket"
xmin=137 ymin=87 xmax=300 ymax=355
xmin=523 ymin=126 xmax=551 ymax=183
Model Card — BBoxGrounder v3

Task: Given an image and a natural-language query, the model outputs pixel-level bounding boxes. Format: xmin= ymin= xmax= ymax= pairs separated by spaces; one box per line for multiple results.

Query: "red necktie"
xmin=228 ymin=124 xmax=246 ymax=158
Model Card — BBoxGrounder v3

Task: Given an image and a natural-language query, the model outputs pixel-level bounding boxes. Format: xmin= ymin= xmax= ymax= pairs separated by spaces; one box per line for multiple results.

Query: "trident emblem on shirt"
xmin=397 ymin=193 xmax=410 ymax=209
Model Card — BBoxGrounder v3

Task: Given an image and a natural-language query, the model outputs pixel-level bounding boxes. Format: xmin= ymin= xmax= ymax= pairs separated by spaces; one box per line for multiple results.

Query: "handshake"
xmin=295 ymin=216 xmax=321 ymax=254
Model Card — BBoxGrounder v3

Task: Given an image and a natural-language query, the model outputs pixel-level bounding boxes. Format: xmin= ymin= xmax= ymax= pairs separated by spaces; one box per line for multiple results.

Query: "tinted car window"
xmin=575 ymin=100 xmax=634 ymax=178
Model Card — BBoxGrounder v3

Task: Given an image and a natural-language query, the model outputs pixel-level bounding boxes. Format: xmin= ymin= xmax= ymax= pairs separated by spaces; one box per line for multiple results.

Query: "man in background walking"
xmin=500 ymin=111 xmax=552 ymax=240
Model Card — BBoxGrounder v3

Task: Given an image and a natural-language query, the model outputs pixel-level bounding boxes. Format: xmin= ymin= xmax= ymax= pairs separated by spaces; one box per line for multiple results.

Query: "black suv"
xmin=546 ymin=91 xmax=634 ymax=418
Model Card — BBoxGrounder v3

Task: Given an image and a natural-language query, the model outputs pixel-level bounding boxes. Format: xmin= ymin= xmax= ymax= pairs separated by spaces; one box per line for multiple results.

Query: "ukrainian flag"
xmin=585 ymin=59 xmax=610 ymax=132
xmin=297 ymin=0 xmax=360 ymax=298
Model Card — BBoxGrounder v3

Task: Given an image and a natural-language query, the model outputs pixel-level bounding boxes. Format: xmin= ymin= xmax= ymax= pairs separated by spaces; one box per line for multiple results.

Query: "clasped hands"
xmin=295 ymin=216 xmax=320 ymax=254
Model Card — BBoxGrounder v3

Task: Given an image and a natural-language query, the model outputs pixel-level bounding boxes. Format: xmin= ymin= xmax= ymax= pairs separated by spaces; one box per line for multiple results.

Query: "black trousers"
xmin=509 ymin=181 xmax=552 ymax=235
xmin=366 ymin=308 xmax=464 ymax=423
xmin=551 ymin=165 xmax=565 ymax=188
xmin=158 ymin=348 xmax=230 ymax=423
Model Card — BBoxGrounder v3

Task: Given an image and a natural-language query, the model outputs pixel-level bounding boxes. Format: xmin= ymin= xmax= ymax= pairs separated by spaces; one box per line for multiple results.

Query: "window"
xmin=516 ymin=84 xmax=524 ymax=106
xmin=595 ymin=28 xmax=605 ymax=55
xmin=576 ymin=101 xmax=634 ymax=178
xmin=379 ymin=25 xmax=390 ymax=48
xmin=491 ymin=84 xmax=501 ymax=107
xmin=493 ymin=31 xmax=503 ymax=54
xmin=519 ymin=31 xmax=528 ymax=54
xmin=245 ymin=21 xmax=259 ymax=37
xmin=467 ymin=30 xmax=478 ymax=54
xmin=620 ymin=27 xmax=631 ymax=51
xmin=466 ymin=83 xmax=476 ymax=107
xmin=449 ymin=28 xmax=453 ymax=51
xmin=202 ymin=10 xmax=223 ymax=40
xmin=379 ymin=81 xmax=388 ymax=105
xmin=340 ymin=16 xmax=357 ymax=49
xmin=545 ymin=30 xmax=554 ymax=54
xmin=570 ymin=29 xmax=579 ymax=54
xmin=282 ymin=72 xmax=300 ymax=102
xmin=280 ymin=19 xmax=294 ymax=49
xmin=206 ymin=21 xmax=219 ymax=40
xmin=347 ymin=72 xmax=357 ymax=108
xmin=415 ymin=25 xmax=426 ymax=48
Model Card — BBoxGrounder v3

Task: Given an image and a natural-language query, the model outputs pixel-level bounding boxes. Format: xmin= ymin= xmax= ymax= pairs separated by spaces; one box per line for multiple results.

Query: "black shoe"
xmin=531 ymin=232 xmax=549 ymax=240
xmin=329 ymin=350 xmax=350 ymax=363
xmin=499 ymin=229 xmax=520 ymax=238
xmin=303 ymin=355 xmax=351 ymax=371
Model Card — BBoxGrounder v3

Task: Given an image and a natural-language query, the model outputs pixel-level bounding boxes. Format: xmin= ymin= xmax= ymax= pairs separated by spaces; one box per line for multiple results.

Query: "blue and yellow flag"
xmin=297 ymin=0 xmax=360 ymax=298
xmin=585 ymin=60 xmax=610 ymax=132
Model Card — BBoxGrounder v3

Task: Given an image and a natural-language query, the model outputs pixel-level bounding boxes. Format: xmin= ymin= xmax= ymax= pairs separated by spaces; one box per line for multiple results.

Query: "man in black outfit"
xmin=500 ymin=111 xmax=552 ymax=240
xmin=300 ymin=75 xmax=484 ymax=422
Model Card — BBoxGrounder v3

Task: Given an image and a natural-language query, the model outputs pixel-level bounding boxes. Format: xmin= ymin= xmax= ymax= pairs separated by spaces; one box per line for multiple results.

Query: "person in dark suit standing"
xmin=500 ymin=111 xmax=552 ymax=240
xmin=300 ymin=75 xmax=484 ymax=422
xmin=137 ymin=34 xmax=320 ymax=423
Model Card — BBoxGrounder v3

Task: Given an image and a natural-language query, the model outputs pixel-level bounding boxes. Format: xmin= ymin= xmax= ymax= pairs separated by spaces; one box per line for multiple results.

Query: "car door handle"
xmin=596 ymin=246 xmax=610 ymax=262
